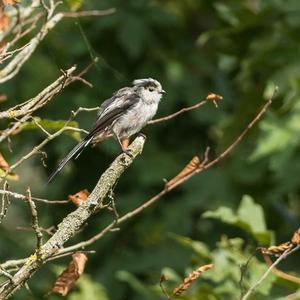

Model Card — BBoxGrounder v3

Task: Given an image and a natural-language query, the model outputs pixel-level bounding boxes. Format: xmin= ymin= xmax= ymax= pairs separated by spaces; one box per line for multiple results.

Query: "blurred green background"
xmin=1 ymin=0 xmax=300 ymax=299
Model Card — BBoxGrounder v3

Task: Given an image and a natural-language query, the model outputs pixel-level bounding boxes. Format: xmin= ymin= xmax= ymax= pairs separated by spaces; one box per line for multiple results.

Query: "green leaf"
xmin=170 ymin=234 xmax=211 ymax=259
xmin=237 ymin=195 xmax=266 ymax=233
xmin=17 ymin=117 xmax=82 ymax=141
xmin=68 ymin=274 xmax=110 ymax=300
xmin=248 ymin=263 xmax=276 ymax=296
xmin=203 ymin=195 xmax=273 ymax=244
xmin=66 ymin=0 xmax=83 ymax=12
xmin=202 ymin=207 xmax=239 ymax=225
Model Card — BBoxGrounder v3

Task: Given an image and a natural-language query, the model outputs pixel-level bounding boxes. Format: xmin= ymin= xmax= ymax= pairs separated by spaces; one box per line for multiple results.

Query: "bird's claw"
xmin=123 ymin=148 xmax=134 ymax=158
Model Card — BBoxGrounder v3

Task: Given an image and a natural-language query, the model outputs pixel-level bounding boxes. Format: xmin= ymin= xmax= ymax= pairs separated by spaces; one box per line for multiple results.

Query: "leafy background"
xmin=1 ymin=0 xmax=300 ymax=299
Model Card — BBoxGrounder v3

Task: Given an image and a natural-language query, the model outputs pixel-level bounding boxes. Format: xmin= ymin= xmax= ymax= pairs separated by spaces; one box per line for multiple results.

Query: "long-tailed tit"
xmin=47 ymin=78 xmax=165 ymax=183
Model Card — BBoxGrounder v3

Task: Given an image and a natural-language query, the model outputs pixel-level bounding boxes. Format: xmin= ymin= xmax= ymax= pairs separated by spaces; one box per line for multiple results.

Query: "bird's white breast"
xmin=113 ymin=100 xmax=159 ymax=138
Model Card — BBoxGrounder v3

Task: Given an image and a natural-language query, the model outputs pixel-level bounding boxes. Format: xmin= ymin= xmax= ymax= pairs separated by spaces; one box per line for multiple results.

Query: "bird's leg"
xmin=116 ymin=135 xmax=133 ymax=157
xmin=121 ymin=137 xmax=130 ymax=150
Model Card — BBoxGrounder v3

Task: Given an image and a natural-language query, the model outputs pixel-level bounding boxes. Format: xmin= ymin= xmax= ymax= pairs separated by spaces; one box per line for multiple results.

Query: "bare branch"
xmin=0 ymin=135 xmax=145 ymax=299
xmin=0 ymin=1 xmax=114 ymax=80
xmin=0 ymin=66 xmax=77 ymax=145
xmin=0 ymin=12 xmax=64 ymax=83
xmin=1 ymin=107 xmax=99 ymax=178
xmin=148 ymin=99 xmax=208 ymax=125
xmin=0 ymin=66 xmax=76 ymax=121
xmin=0 ymin=189 xmax=68 ymax=204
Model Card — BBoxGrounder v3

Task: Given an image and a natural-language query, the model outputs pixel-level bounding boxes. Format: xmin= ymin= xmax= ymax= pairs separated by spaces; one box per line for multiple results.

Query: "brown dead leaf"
xmin=0 ymin=10 xmax=9 ymax=32
xmin=173 ymin=264 xmax=214 ymax=296
xmin=291 ymin=228 xmax=300 ymax=245
xmin=261 ymin=242 xmax=292 ymax=256
xmin=261 ymin=228 xmax=300 ymax=256
xmin=2 ymin=0 xmax=19 ymax=5
xmin=0 ymin=152 xmax=9 ymax=171
xmin=166 ymin=156 xmax=200 ymax=188
xmin=52 ymin=252 xmax=88 ymax=296
xmin=68 ymin=189 xmax=90 ymax=206
xmin=0 ymin=94 xmax=7 ymax=102
xmin=0 ymin=153 xmax=19 ymax=181
xmin=206 ymin=92 xmax=223 ymax=108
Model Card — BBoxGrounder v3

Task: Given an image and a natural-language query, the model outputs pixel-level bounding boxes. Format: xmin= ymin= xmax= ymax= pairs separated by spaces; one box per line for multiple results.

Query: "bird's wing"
xmin=87 ymin=87 xmax=139 ymax=138
xmin=47 ymin=88 xmax=138 ymax=183
xmin=97 ymin=87 xmax=135 ymax=117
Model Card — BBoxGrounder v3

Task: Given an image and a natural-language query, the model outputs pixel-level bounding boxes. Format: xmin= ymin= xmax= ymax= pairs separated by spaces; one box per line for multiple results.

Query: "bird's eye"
xmin=149 ymin=87 xmax=155 ymax=92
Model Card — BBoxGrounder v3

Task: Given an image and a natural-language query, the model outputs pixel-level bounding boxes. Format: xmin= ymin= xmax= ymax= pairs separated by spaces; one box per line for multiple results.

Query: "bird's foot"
xmin=123 ymin=148 xmax=134 ymax=158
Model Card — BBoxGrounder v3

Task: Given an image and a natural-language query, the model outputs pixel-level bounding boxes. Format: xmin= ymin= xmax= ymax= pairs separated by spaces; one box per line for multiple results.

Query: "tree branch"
xmin=0 ymin=135 xmax=145 ymax=299
xmin=0 ymin=66 xmax=76 ymax=121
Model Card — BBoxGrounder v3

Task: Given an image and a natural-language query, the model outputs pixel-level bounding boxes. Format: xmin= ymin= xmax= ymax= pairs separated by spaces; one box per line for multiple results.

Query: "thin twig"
xmin=263 ymin=254 xmax=300 ymax=285
xmin=26 ymin=188 xmax=43 ymax=256
xmin=148 ymin=100 xmax=208 ymax=125
xmin=241 ymin=245 xmax=300 ymax=300
xmin=0 ymin=66 xmax=77 ymax=144
xmin=165 ymin=87 xmax=278 ymax=190
xmin=0 ymin=189 xmax=68 ymax=204
xmin=0 ymin=181 xmax=10 ymax=224
xmin=0 ymin=267 xmax=13 ymax=281
xmin=16 ymin=225 xmax=57 ymax=236
xmin=0 ymin=11 xmax=64 ymax=83
xmin=1 ymin=106 xmax=99 ymax=180
xmin=62 ymin=8 xmax=116 ymax=18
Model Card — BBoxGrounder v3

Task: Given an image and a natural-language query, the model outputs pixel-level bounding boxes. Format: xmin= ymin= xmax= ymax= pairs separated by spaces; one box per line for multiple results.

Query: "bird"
xmin=47 ymin=78 xmax=165 ymax=183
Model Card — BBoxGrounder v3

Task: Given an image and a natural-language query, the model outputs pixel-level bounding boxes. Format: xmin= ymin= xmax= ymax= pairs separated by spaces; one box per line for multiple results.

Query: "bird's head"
xmin=133 ymin=78 xmax=166 ymax=104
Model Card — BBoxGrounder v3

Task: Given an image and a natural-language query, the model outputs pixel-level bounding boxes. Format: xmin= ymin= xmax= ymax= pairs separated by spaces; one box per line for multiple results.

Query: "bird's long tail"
xmin=47 ymin=137 xmax=92 ymax=184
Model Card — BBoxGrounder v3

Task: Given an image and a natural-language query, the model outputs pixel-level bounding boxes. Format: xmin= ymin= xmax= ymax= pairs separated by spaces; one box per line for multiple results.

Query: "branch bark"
xmin=0 ymin=135 xmax=145 ymax=299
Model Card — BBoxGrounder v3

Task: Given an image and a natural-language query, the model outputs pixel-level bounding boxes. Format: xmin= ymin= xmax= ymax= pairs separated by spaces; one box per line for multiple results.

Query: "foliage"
xmin=0 ymin=0 xmax=300 ymax=299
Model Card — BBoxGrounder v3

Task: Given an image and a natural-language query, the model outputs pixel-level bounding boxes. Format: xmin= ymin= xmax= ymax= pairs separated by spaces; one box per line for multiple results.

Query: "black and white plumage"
xmin=47 ymin=78 xmax=165 ymax=183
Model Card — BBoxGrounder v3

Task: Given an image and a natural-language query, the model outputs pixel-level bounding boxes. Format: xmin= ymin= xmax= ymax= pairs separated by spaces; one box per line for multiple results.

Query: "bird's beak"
xmin=160 ymin=90 xmax=166 ymax=94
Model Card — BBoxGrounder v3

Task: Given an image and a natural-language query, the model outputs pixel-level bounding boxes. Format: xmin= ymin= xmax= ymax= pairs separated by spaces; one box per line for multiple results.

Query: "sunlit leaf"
xmin=15 ymin=117 xmax=82 ymax=141
xmin=203 ymin=195 xmax=273 ymax=244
